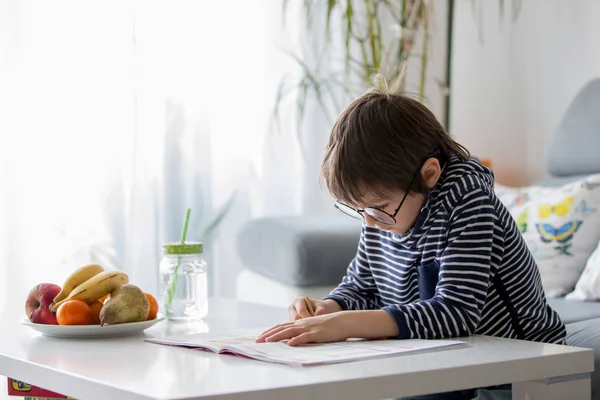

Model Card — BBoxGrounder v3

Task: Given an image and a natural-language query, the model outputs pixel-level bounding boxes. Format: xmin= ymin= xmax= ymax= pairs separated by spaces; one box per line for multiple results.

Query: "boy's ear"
xmin=421 ymin=157 xmax=442 ymax=190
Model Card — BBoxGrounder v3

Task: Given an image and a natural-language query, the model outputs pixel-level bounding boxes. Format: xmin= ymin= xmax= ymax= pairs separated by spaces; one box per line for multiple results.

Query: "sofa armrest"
xmin=236 ymin=215 xmax=361 ymax=287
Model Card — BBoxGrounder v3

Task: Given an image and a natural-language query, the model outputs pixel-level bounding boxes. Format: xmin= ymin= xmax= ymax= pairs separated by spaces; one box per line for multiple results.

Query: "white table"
xmin=0 ymin=298 xmax=594 ymax=400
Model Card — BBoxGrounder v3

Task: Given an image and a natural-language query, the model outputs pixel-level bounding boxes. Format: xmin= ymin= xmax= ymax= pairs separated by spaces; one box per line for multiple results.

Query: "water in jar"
xmin=159 ymin=255 xmax=208 ymax=320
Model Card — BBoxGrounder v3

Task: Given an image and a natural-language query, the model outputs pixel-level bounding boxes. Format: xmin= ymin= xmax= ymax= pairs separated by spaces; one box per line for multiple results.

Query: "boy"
xmin=256 ymin=74 xmax=566 ymax=399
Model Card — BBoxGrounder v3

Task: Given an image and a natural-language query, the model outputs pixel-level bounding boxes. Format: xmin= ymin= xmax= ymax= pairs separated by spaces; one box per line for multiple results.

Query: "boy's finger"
xmin=265 ymin=326 xmax=303 ymax=343
xmin=288 ymin=308 xmax=299 ymax=321
xmin=255 ymin=322 xmax=293 ymax=342
xmin=288 ymin=332 xmax=316 ymax=346
xmin=314 ymin=306 xmax=327 ymax=315
xmin=303 ymin=297 xmax=316 ymax=315
xmin=296 ymin=305 xmax=313 ymax=319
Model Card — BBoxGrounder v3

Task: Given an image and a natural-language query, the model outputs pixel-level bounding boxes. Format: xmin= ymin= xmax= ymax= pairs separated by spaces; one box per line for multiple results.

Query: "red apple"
xmin=25 ymin=283 xmax=61 ymax=324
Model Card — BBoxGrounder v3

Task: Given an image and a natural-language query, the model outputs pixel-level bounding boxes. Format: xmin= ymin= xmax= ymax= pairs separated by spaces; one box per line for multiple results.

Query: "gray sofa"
xmin=237 ymin=77 xmax=600 ymax=397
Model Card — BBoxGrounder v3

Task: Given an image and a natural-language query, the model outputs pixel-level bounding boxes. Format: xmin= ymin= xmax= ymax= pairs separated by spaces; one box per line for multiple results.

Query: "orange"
xmin=145 ymin=293 xmax=158 ymax=321
xmin=98 ymin=294 xmax=109 ymax=303
xmin=89 ymin=300 xmax=104 ymax=325
xmin=56 ymin=300 xmax=93 ymax=325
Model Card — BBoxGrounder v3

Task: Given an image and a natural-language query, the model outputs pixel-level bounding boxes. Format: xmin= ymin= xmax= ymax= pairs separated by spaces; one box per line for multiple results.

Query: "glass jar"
xmin=159 ymin=242 xmax=208 ymax=321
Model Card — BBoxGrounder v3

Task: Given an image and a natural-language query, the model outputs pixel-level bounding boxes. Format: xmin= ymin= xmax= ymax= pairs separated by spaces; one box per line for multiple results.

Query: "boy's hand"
xmin=288 ymin=297 xmax=342 ymax=320
xmin=256 ymin=312 xmax=351 ymax=346
xmin=256 ymin=310 xmax=400 ymax=346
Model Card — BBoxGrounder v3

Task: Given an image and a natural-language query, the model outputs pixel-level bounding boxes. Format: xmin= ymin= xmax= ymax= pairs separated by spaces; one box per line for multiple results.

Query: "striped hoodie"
xmin=324 ymin=155 xmax=566 ymax=344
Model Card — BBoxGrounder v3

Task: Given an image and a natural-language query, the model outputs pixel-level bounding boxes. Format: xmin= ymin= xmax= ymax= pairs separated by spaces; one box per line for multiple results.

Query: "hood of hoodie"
xmin=387 ymin=153 xmax=496 ymax=249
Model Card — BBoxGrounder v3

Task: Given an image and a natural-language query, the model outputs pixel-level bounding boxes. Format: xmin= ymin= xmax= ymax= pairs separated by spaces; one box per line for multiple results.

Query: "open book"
xmin=145 ymin=329 xmax=469 ymax=367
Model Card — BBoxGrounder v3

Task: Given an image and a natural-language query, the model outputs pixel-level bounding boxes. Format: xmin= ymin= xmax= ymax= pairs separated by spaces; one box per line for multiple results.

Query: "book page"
xmin=223 ymin=338 xmax=468 ymax=366
xmin=145 ymin=328 xmax=263 ymax=352
xmin=146 ymin=329 xmax=468 ymax=367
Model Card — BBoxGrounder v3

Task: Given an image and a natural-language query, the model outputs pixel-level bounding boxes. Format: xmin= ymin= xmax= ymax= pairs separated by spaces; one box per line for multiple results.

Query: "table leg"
xmin=512 ymin=373 xmax=591 ymax=400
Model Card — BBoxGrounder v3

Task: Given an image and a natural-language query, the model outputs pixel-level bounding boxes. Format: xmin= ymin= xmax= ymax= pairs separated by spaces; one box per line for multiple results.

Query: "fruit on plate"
xmin=51 ymin=270 xmax=128 ymax=312
xmin=56 ymin=300 xmax=93 ymax=325
xmin=145 ymin=293 xmax=158 ymax=321
xmin=24 ymin=265 xmax=161 ymax=329
xmin=51 ymin=264 xmax=104 ymax=308
xmin=25 ymin=283 xmax=61 ymax=324
xmin=100 ymin=284 xmax=150 ymax=326
xmin=89 ymin=300 xmax=104 ymax=325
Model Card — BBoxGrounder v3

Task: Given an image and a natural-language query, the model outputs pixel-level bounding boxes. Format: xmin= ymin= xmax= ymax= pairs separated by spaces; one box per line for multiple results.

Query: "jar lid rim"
xmin=162 ymin=242 xmax=203 ymax=254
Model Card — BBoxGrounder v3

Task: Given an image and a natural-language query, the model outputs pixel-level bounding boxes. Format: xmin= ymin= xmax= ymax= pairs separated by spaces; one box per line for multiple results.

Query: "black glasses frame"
xmin=334 ymin=150 xmax=441 ymax=226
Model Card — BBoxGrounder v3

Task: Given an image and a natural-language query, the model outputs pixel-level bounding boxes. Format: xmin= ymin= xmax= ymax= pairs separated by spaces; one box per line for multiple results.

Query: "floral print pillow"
xmin=495 ymin=174 xmax=600 ymax=297
xmin=567 ymin=241 xmax=600 ymax=300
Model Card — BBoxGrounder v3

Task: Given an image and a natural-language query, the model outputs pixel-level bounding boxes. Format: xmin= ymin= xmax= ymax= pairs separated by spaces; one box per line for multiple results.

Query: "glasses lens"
xmin=335 ymin=203 xmax=362 ymax=220
xmin=364 ymin=208 xmax=396 ymax=225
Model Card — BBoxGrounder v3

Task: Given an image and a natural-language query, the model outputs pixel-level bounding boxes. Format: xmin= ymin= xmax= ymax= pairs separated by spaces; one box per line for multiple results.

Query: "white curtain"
xmin=0 ymin=0 xmax=331 ymax=312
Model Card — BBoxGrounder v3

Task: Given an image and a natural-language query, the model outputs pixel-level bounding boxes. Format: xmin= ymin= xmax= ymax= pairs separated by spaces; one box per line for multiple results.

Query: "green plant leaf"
xmin=344 ymin=0 xmax=354 ymax=74
xmin=398 ymin=0 xmax=408 ymax=62
xmin=419 ymin=0 xmax=429 ymax=102
xmin=297 ymin=76 xmax=309 ymax=131
xmin=274 ymin=0 xmax=524 ymax=144
xmin=326 ymin=0 xmax=336 ymax=37
xmin=283 ymin=49 xmax=332 ymax=116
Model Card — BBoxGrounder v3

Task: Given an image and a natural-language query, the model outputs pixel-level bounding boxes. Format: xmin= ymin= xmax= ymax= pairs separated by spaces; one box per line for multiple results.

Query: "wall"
xmin=450 ymin=0 xmax=600 ymax=186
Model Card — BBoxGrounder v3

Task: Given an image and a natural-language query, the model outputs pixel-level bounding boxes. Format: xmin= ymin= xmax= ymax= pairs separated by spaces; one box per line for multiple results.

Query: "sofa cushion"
xmin=494 ymin=174 xmax=600 ymax=297
xmin=566 ymin=317 xmax=600 ymax=400
xmin=236 ymin=215 xmax=361 ymax=286
xmin=547 ymin=298 xmax=600 ymax=324
xmin=534 ymin=175 xmax=591 ymax=188
xmin=545 ymin=78 xmax=600 ymax=177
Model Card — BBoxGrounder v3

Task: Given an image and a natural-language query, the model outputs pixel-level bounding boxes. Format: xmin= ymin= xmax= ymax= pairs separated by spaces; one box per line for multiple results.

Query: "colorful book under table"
xmin=7 ymin=377 xmax=73 ymax=399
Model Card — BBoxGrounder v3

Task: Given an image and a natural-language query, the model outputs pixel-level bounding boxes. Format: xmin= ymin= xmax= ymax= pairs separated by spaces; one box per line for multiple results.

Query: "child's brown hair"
xmin=321 ymin=70 xmax=469 ymax=206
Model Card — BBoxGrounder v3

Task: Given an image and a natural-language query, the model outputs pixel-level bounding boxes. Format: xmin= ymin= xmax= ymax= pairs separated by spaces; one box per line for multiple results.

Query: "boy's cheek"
xmin=364 ymin=215 xmax=379 ymax=228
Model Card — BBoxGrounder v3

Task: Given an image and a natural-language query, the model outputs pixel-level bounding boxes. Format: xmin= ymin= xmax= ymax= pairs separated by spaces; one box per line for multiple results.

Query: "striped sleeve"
xmin=383 ymin=188 xmax=497 ymax=339
xmin=323 ymin=225 xmax=382 ymax=310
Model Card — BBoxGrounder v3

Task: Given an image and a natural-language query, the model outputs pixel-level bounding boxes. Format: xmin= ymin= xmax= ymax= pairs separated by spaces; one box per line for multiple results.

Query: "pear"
xmin=100 ymin=284 xmax=150 ymax=326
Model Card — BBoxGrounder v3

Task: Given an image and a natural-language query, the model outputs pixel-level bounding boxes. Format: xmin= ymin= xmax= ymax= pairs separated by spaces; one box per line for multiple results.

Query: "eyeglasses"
xmin=334 ymin=150 xmax=441 ymax=226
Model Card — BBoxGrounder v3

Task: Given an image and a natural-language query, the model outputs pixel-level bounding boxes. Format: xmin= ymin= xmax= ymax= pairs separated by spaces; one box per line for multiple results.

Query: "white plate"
xmin=21 ymin=314 xmax=165 ymax=339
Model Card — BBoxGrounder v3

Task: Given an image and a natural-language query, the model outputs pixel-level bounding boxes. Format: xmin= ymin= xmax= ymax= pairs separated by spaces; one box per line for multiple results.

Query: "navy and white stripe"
xmin=324 ymin=155 xmax=566 ymax=344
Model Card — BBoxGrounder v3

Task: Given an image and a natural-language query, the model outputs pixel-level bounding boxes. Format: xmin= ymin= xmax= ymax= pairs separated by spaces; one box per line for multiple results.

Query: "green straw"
xmin=166 ymin=208 xmax=191 ymax=309
xmin=180 ymin=208 xmax=191 ymax=243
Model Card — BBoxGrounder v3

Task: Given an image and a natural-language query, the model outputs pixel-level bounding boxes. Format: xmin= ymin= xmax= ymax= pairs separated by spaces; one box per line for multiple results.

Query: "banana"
xmin=52 ymin=264 xmax=105 ymax=306
xmin=51 ymin=271 xmax=129 ymax=312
